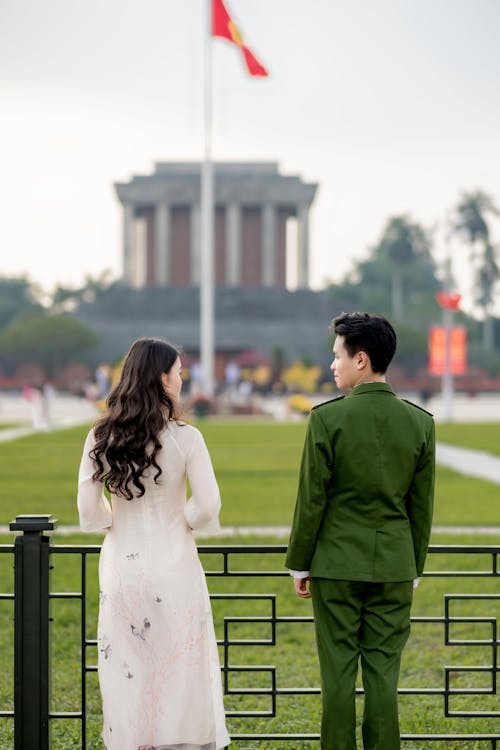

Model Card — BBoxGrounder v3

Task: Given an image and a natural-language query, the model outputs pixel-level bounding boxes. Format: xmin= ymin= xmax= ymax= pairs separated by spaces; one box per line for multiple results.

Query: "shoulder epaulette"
xmin=312 ymin=395 xmax=345 ymax=410
xmin=401 ymin=398 xmax=433 ymax=417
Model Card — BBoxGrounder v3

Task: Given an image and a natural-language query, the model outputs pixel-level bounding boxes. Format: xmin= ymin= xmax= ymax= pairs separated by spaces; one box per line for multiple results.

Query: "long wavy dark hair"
xmin=90 ymin=337 xmax=181 ymax=500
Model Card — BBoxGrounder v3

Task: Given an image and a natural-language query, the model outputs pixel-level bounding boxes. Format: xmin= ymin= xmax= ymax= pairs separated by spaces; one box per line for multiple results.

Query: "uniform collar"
xmin=349 ymin=382 xmax=395 ymax=397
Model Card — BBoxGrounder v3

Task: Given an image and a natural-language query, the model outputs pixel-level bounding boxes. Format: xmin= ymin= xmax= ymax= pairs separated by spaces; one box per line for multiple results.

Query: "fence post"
xmin=10 ymin=514 xmax=57 ymax=750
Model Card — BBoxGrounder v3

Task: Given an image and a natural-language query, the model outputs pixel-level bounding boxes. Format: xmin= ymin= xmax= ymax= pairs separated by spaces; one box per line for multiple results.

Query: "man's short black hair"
xmin=332 ymin=312 xmax=397 ymax=374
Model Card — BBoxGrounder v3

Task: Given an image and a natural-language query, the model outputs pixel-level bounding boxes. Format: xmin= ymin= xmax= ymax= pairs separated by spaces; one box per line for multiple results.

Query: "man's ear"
xmin=356 ymin=351 xmax=369 ymax=370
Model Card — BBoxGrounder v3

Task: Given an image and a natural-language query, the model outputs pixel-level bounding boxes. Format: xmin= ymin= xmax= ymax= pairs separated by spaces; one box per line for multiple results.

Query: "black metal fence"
xmin=0 ymin=515 xmax=499 ymax=749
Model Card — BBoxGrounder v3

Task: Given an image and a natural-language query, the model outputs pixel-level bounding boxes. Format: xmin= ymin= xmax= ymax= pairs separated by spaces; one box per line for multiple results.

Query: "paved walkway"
xmin=436 ymin=442 xmax=500 ymax=484
xmin=0 ymin=416 xmax=94 ymax=443
xmin=1 ymin=523 xmax=498 ymax=537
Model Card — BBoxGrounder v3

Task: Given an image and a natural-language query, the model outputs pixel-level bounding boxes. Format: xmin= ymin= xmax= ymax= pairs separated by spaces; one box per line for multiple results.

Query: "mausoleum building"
xmin=114 ymin=162 xmax=318 ymax=289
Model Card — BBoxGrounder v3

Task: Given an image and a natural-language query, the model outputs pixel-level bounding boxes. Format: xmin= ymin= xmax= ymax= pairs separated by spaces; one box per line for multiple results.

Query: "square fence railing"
xmin=0 ymin=516 xmax=498 ymax=750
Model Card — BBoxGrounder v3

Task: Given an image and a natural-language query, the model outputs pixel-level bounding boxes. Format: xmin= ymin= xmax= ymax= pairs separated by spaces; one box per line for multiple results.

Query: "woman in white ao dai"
xmin=77 ymin=338 xmax=230 ymax=750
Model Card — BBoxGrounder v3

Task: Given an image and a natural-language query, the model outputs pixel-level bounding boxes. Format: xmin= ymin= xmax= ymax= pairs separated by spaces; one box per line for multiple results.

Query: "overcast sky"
xmin=1 ymin=0 xmax=499 ymax=306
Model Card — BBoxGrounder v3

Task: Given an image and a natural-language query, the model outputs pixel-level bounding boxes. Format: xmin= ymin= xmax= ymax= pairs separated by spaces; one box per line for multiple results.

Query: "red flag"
xmin=435 ymin=291 xmax=461 ymax=310
xmin=212 ymin=0 xmax=269 ymax=77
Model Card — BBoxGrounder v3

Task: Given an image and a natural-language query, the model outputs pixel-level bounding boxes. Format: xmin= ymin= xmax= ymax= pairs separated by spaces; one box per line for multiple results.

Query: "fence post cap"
xmin=9 ymin=514 xmax=58 ymax=532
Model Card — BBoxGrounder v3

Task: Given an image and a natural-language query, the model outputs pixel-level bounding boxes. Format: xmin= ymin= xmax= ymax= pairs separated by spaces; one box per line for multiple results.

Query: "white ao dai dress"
xmin=77 ymin=421 xmax=230 ymax=750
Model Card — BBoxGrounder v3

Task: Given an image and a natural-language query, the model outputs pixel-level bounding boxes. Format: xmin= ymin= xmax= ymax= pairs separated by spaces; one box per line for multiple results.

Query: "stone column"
xmin=154 ymin=202 xmax=170 ymax=286
xmin=261 ymin=203 xmax=276 ymax=286
xmin=122 ymin=202 xmax=135 ymax=284
xmin=132 ymin=216 xmax=147 ymax=288
xmin=190 ymin=203 xmax=201 ymax=285
xmin=225 ymin=202 xmax=241 ymax=285
xmin=297 ymin=203 xmax=310 ymax=288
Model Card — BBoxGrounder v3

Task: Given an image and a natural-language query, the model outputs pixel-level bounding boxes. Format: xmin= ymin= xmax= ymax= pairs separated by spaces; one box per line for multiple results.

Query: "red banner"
xmin=428 ymin=326 xmax=467 ymax=375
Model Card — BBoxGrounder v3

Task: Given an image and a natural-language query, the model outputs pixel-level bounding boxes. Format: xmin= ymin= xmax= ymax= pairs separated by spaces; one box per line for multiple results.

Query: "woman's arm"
xmin=184 ymin=428 xmax=221 ymax=533
xmin=77 ymin=430 xmax=113 ymax=532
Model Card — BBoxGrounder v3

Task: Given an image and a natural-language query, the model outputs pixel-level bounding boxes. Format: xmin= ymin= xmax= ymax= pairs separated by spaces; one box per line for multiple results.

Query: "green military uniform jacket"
xmin=286 ymin=382 xmax=435 ymax=581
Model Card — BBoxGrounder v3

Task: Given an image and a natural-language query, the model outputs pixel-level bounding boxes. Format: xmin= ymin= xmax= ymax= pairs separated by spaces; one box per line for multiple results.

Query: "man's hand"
xmin=294 ymin=576 xmax=312 ymax=598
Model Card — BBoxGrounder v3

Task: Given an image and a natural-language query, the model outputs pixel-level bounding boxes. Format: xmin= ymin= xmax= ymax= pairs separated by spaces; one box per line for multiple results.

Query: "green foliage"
xmin=466 ymin=340 xmax=500 ymax=376
xmin=327 ymin=215 xmax=440 ymax=368
xmin=51 ymin=270 xmax=115 ymax=312
xmin=452 ymin=191 xmax=500 ymax=346
xmin=0 ymin=276 xmax=44 ymax=328
xmin=327 ymin=198 xmax=500 ymax=364
xmin=0 ymin=313 xmax=98 ymax=375
xmin=453 ymin=190 xmax=498 ymax=246
xmin=390 ymin=323 xmax=429 ymax=372
xmin=356 ymin=214 xmax=438 ymax=319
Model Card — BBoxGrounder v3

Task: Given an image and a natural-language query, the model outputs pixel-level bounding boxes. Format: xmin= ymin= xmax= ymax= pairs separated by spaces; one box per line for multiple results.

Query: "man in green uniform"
xmin=286 ymin=312 xmax=435 ymax=750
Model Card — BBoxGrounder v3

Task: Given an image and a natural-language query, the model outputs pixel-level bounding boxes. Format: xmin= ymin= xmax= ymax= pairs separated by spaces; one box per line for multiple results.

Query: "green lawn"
xmin=0 ymin=533 xmax=498 ymax=749
xmin=436 ymin=421 xmax=500 ymax=456
xmin=0 ymin=422 xmax=498 ymax=747
xmin=0 ymin=421 xmax=498 ymax=528
xmin=0 ymin=421 xmax=27 ymax=430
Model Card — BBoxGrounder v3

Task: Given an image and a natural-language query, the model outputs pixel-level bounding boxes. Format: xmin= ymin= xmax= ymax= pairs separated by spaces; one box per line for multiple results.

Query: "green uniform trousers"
xmin=311 ymin=578 xmax=413 ymax=750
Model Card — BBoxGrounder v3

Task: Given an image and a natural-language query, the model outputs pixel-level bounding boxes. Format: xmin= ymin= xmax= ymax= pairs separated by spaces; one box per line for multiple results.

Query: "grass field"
xmin=0 ymin=421 xmax=27 ymax=430
xmin=0 ymin=533 xmax=498 ymax=749
xmin=1 ymin=421 xmax=499 ymax=528
xmin=0 ymin=421 xmax=498 ymax=748
xmin=436 ymin=422 xmax=500 ymax=456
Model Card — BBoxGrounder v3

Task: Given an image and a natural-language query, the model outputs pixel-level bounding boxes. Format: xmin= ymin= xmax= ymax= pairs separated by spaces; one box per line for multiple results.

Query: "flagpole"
xmin=200 ymin=0 xmax=215 ymax=396
xmin=442 ymin=243 xmax=454 ymax=421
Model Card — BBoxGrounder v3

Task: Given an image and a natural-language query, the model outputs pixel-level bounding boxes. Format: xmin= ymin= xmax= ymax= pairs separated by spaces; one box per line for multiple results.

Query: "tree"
xmin=0 ymin=276 xmax=44 ymax=328
xmin=452 ymin=190 xmax=500 ymax=349
xmin=51 ymin=270 xmax=115 ymax=312
xmin=328 ymin=215 xmax=439 ymax=326
xmin=374 ymin=215 xmax=434 ymax=320
xmin=0 ymin=313 xmax=98 ymax=376
xmin=325 ymin=214 xmax=443 ymax=373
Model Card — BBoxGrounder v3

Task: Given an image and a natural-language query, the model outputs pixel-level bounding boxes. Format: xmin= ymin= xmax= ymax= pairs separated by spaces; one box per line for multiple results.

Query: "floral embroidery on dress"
xmin=100 ymin=642 xmax=111 ymax=660
xmin=98 ymin=634 xmax=111 ymax=660
xmin=82 ymin=422 xmax=230 ymax=749
xmin=130 ymin=617 xmax=151 ymax=641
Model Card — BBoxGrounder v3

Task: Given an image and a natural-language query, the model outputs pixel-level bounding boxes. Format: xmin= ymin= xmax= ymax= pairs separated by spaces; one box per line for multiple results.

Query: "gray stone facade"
xmin=114 ymin=162 xmax=318 ymax=290
xmin=76 ymin=286 xmax=338 ymax=374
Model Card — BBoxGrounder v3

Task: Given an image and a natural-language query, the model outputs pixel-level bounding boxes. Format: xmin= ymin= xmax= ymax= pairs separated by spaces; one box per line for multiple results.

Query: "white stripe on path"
xmin=436 ymin=442 xmax=500 ymax=485
xmin=0 ymin=416 xmax=93 ymax=443
xmin=1 ymin=525 xmax=499 ymax=537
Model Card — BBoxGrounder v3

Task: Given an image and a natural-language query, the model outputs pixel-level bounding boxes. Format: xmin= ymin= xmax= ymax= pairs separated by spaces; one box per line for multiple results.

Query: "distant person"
xmin=225 ymin=361 xmax=240 ymax=394
xmin=23 ymin=383 xmax=48 ymax=430
xmin=95 ymin=364 xmax=111 ymax=400
xmin=42 ymin=382 xmax=55 ymax=429
xmin=77 ymin=337 xmax=230 ymax=750
xmin=286 ymin=312 xmax=435 ymax=750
